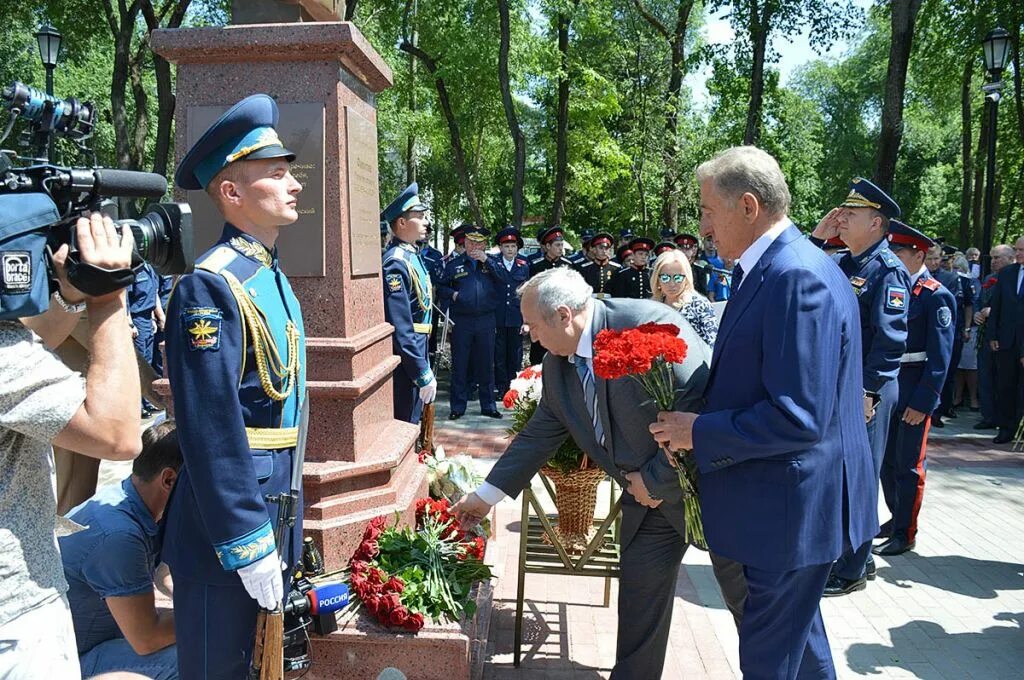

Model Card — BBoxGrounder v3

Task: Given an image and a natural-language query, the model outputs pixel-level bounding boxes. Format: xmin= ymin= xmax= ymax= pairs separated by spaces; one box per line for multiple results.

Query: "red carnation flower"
xmin=503 ymin=389 xmax=519 ymax=409
xmin=385 ymin=576 xmax=405 ymax=594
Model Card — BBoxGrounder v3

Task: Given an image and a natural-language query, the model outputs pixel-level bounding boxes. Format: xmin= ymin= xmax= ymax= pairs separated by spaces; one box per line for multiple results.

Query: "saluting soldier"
xmin=492 ymin=227 xmax=530 ymax=396
xmin=610 ymin=236 xmax=654 ymax=299
xmin=381 ymin=183 xmax=437 ymax=425
xmin=164 ymin=94 xmax=307 ymax=677
xmin=576 ymin=231 xmax=620 ymax=299
xmin=527 ymin=226 xmax=574 ymax=364
xmin=876 ymin=221 xmax=955 ymax=557
xmin=810 ymin=177 xmax=910 ymax=596
xmin=438 ymin=226 xmax=503 ymax=420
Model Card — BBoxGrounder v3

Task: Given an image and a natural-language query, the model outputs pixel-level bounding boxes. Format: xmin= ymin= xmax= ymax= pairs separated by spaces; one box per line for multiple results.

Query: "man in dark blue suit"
xmin=987 ymin=236 xmax=1024 ymax=445
xmin=492 ymin=227 xmax=530 ymax=396
xmin=651 ymin=146 xmax=875 ymax=679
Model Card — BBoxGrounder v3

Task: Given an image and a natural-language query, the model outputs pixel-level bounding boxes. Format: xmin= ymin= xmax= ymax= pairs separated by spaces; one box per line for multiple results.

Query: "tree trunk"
xmin=344 ymin=0 xmax=359 ymax=21
xmin=103 ymin=0 xmax=144 ymax=173
xmin=958 ymin=59 xmax=973 ymax=248
xmin=743 ymin=0 xmax=768 ymax=146
xmin=400 ymin=41 xmax=484 ymax=227
xmin=873 ymin=0 xmax=923 ymax=193
xmin=550 ymin=12 xmax=571 ymax=228
xmin=143 ymin=0 xmax=193 ymax=181
xmin=498 ymin=0 xmax=526 ymax=228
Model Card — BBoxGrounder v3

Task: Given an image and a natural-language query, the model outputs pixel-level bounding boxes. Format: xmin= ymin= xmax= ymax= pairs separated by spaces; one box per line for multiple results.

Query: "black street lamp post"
xmin=35 ymin=23 xmax=62 ymax=97
xmin=980 ymin=27 xmax=1012 ymax=277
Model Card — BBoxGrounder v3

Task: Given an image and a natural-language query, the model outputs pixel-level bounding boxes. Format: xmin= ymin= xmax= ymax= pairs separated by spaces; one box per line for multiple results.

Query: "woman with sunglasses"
xmin=651 ymin=248 xmax=718 ymax=347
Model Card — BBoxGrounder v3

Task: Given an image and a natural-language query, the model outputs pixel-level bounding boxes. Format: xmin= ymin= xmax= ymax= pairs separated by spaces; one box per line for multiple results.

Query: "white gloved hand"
xmin=419 ymin=378 xmax=437 ymax=405
xmin=237 ymin=553 xmax=285 ymax=610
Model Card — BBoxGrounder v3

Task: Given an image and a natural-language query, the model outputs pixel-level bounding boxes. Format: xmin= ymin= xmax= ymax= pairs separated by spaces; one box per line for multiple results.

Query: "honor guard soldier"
xmin=615 ymin=243 xmax=634 ymax=268
xmin=576 ymin=231 xmax=620 ymax=299
xmin=381 ymin=183 xmax=437 ymax=424
xmin=164 ymin=94 xmax=307 ymax=677
xmin=876 ymin=221 xmax=955 ymax=557
xmin=613 ymin=227 xmax=635 ymax=264
xmin=610 ymin=236 xmax=654 ymax=299
xmin=439 ymin=225 xmax=503 ymax=419
xmin=675 ymin=232 xmax=710 ymax=296
xmin=810 ymin=177 xmax=910 ymax=596
xmin=492 ymin=227 xmax=530 ymax=396
xmin=527 ymin=226 xmax=574 ymax=364
xmin=568 ymin=228 xmax=593 ymax=265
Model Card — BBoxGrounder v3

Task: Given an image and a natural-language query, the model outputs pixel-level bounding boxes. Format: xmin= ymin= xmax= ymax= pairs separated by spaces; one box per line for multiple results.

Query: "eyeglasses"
xmin=658 ymin=274 xmax=686 ymax=283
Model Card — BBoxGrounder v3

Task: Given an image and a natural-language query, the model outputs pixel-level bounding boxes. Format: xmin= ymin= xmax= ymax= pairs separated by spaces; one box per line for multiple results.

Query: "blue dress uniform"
xmin=811 ymin=179 xmax=910 ymax=591
xmin=381 ymin=184 xmax=434 ymax=425
xmin=127 ymin=261 xmax=159 ymax=413
xmin=492 ymin=227 xmax=529 ymax=395
xmin=877 ymin=222 xmax=955 ymax=556
xmin=934 ymin=256 xmax=965 ymax=422
xmin=576 ymin=232 xmax=620 ymax=298
xmin=164 ymin=94 xmax=306 ymax=678
xmin=438 ymin=226 xmax=502 ymax=418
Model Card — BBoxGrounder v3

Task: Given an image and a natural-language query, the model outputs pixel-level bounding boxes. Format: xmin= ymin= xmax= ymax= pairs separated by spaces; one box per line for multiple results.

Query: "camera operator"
xmin=0 ymin=211 xmax=142 ymax=679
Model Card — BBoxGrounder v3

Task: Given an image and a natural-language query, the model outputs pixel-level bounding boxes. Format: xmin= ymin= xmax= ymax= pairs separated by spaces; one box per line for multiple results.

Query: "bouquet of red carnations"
xmin=592 ymin=322 xmax=706 ymax=549
xmin=348 ymin=498 xmax=490 ymax=632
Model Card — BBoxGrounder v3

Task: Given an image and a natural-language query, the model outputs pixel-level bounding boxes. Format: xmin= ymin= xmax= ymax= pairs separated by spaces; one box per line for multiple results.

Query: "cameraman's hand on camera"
xmin=238 ymin=553 xmax=285 ymax=610
xmin=75 ymin=212 xmax=136 ymax=303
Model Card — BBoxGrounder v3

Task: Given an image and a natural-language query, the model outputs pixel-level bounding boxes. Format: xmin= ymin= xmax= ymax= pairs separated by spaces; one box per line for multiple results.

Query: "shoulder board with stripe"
xmin=920 ymin=278 xmax=940 ymax=291
xmin=878 ymin=248 xmax=901 ymax=268
xmin=195 ymin=246 xmax=238 ymax=274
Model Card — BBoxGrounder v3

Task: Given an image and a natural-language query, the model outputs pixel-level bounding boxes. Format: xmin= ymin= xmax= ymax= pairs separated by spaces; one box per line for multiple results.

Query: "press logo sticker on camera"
xmin=2 ymin=252 xmax=32 ymax=293
xmin=184 ymin=307 xmax=223 ymax=351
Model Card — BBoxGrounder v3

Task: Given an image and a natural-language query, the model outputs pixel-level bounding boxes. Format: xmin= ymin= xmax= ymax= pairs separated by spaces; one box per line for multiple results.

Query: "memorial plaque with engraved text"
xmin=346 ymin=107 xmax=382 ymax=276
xmin=185 ymin=102 xmax=325 ymax=276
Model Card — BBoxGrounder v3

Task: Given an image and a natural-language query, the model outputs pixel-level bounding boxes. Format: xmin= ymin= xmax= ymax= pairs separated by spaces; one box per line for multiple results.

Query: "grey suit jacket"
xmin=486 ymin=298 xmax=711 ymax=548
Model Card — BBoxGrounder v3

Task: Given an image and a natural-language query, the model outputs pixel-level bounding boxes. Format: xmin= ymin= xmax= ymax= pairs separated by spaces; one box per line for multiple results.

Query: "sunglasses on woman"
xmin=658 ymin=273 xmax=686 ymax=283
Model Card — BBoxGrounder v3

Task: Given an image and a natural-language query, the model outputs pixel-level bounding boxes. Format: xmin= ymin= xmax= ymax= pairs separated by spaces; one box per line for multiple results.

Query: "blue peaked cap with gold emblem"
xmin=840 ymin=177 xmax=901 ymax=219
xmin=382 ymin=182 xmax=430 ymax=225
xmin=175 ymin=94 xmax=296 ymax=191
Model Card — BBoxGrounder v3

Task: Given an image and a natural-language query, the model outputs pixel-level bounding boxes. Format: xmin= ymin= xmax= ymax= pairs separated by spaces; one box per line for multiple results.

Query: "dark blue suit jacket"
xmin=693 ymin=224 xmax=875 ymax=572
xmin=989 ymin=263 xmax=1024 ymax=358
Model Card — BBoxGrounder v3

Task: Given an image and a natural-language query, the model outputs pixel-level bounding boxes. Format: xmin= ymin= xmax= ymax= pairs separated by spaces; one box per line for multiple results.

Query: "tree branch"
xmin=632 ymin=0 xmax=671 ymax=42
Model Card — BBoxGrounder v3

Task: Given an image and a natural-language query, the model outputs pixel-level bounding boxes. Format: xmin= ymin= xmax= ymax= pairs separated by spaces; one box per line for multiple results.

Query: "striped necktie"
xmin=574 ymin=354 xmax=605 ymax=447
xmin=730 ymin=263 xmax=745 ymax=296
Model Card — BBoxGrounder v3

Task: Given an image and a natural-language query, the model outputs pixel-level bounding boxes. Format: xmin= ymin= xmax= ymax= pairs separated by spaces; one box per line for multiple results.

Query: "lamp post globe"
xmin=34 ymin=23 xmax=62 ymax=96
xmin=982 ymin=27 xmax=1011 ymax=77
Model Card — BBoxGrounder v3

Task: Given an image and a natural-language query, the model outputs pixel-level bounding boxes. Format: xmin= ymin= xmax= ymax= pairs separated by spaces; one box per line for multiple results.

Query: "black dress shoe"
xmin=875 ymin=520 xmax=892 ymax=539
xmin=993 ymin=431 xmax=1013 ymax=445
xmin=974 ymin=420 xmax=997 ymax=430
xmin=930 ymin=416 xmax=945 ymax=428
xmin=865 ymin=556 xmax=877 ymax=581
xmin=823 ymin=574 xmax=866 ymax=597
xmin=482 ymin=411 xmax=503 ymax=419
xmin=946 ymin=408 xmax=958 ymax=419
xmin=872 ymin=537 xmax=915 ymax=556
xmin=449 ymin=412 xmax=463 ymax=421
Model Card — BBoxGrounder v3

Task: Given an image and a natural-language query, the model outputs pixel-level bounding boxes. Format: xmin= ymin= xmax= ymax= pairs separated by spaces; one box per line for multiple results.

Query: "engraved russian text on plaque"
xmin=346 ymin=107 xmax=382 ymax=277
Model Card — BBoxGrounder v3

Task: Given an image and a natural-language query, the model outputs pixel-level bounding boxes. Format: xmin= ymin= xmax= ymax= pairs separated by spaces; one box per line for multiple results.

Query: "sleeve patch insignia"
xmin=885 ymin=286 xmax=907 ymax=310
xmin=183 ymin=307 xmax=223 ymax=351
xmin=937 ymin=306 xmax=952 ymax=328
xmin=386 ymin=273 xmax=403 ymax=294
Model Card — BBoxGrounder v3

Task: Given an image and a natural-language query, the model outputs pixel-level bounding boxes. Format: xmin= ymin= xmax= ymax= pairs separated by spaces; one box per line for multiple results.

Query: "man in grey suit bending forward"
xmin=454 ymin=267 xmax=711 ymax=678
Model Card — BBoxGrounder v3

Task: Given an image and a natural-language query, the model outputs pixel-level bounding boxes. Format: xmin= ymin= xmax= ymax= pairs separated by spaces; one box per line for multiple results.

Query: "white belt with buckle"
xmin=900 ymin=352 xmax=927 ymax=363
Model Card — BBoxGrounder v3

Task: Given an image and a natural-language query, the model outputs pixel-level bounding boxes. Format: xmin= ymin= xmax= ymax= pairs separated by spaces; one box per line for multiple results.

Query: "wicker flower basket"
xmin=539 ymin=465 xmax=606 ymax=552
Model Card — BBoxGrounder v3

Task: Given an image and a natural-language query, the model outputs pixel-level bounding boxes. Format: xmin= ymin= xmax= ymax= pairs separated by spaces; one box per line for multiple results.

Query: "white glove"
xmin=419 ymin=378 xmax=437 ymax=405
xmin=237 ymin=553 xmax=284 ymax=610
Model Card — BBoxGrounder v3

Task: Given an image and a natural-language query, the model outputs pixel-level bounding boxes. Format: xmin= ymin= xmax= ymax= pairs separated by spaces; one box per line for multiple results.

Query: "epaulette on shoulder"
xmin=608 ymin=260 xmax=622 ymax=269
xmin=515 ymin=257 xmax=527 ymax=266
xmin=920 ymin=278 xmax=941 ymax=291
xmin=196 ymin=246 xmax=238 ymax=274
xmin=578 ymin=261 xmax=594 ymax=269
xmin=879 ymin=248 xmax=901 ymax=268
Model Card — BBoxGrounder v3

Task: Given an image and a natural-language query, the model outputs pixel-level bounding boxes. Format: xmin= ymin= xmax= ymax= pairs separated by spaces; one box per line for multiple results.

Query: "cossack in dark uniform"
xmin=381 ymin=183 xmax=435 ymax=425
xmin=439 ymin=225 xmax=502 ymax=419
xmin=576 ymin=232 xmax=620 ymax=299
xmin=527 ymin=226 xmax=573 ymax=364
xmin=568 ymin=228 xmax=592 ymax=266
xmin=653 ymin=241 xmax=676 ymax=257
xmin=675 ymin=233 xmax=709 ymax=296
xmin=877 ymin=221 xmax=954 ymax=557
xmin=610 ymin=237 xmax=654 ymax=299
xmin=613 ymin=228 xmax=634 ymax=265
xmin=164 ymin=94 xmax=307 ymax=677
xmin=812 ymin=178 xmax=909 ymax=594
xmin=492 ymin=227 xmax=530 ymax=395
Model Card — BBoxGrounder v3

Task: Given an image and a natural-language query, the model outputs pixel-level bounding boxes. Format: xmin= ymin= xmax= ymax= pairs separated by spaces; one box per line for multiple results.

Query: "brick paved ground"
xmin=429 ymin=404 xmax=1024 ymax=680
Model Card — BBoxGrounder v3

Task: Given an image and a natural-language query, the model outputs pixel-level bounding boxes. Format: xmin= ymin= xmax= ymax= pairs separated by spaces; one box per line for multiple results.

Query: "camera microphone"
xmin=63 ymin=168 xmax=167 ymax=199
xmin=285 ymin=581 xmax=349 ymax=617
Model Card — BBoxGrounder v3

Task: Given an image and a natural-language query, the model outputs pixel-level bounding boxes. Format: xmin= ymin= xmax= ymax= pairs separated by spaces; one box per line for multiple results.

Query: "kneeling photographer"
xmin=0 ymin=210 xmax=143 ymax=679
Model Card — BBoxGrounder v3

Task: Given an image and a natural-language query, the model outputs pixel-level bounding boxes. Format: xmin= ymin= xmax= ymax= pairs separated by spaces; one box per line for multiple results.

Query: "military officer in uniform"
xmin=492 ymin=227 xmax=530 ymax=396
xmin=875 ymin=221 xmax=955 ymax=557
xmin=675 ymin=232 xmax=710 ymax=296
xmin=610 ymin=236 xmax=654 ymax=299
xmin=615 ymin=243 xmax=633 ymax=269
xmin=381 ymin=183 xmax=437 ymax=424
xmin=164 ymin=94 xmax=307 ymax=677
xmin=576 ymin=231 xmax=620 ymax=298
xmin=439 ymin=226 xmax=503 ymax=419
xmin=928 ymin=244 xmax=969 ymax=426
xmin=527 ymin=226 xmax=574 ymax=364
xmin=613 ymin=227 xmax=635 ymax=264
xmin=810 ymin=178 xmax=910 ymax=596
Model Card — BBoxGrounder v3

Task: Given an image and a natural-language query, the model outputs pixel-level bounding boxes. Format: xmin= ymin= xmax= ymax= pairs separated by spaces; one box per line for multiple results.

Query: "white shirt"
xmin=476 ymin=303 xmax=596 ymax=506
xmin=734 ymin=217 xmax=792 ymax=291
xmin=910 ymin=264 xmax=928 ymax=287
xmin=503 ymin=257 xmax=515 ymax=272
